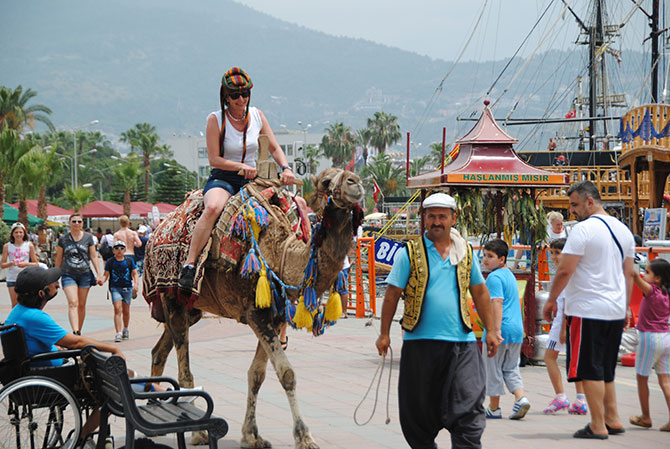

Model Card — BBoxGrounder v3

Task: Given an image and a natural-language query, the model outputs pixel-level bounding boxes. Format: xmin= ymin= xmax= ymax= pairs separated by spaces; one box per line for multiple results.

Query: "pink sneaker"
xmin=543 ymin=396 xmax=570 ymax=414
xmin=568 ymin=400 xmax=588 ymax=415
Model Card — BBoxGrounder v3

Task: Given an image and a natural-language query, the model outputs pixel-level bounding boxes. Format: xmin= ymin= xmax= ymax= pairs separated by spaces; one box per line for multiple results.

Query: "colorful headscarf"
xmin=222 ymin=67 xmax=253 ymax=92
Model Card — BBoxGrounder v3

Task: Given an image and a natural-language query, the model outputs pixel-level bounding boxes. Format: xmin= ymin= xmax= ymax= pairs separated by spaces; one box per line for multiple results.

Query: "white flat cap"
xmin=422 ymin=192 xmax=457 ymax=210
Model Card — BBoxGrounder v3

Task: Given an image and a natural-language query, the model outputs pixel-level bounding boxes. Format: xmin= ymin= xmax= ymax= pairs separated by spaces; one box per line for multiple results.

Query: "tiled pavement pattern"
xmin=1 ymin=284 xmax=668 ymax=448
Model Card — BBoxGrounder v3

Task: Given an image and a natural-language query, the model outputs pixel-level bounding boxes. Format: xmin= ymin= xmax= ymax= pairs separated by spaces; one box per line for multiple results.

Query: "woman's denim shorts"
xmin=61 ymin=271 xmax=94 ymax=288
xmin=203 ymin=170 xmax=250 ymax=196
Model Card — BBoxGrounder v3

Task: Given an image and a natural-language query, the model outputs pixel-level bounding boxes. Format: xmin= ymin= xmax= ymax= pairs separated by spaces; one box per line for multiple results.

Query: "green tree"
xmin=303 ymin=144 xmax=324 ymax=175
xmin=14 ymin=144 xmax=54 ymax=225
xmin=113 ymin=159 xmax=143 ymax=216
xmin=320 ymin=122 xmax=356 ymax=169
xmin=367 ymin=111 xmax=401 ymax=155
xmin=0 ymin=85 xmax=54 ymax=133
xmin=430 ymin=141 xmax=459 ymax=168
xmin=410 ymin=155 xmax=431 ymax=177
xmin=153 ymin=166 xmax=188 ymax=204
xmin=64 ymin=186 xmax=95 ymax=213
xmin=123 ymin=123 xmax=172 ymax=200
xmin=360 ymin=153 xmax=407 ymax=204
xmin=0 ymin=129 xmax=31 ymax=221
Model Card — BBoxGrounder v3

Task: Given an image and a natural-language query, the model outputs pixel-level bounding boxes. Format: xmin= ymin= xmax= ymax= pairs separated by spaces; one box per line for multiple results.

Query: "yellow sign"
xmin=447 ymin=173 xmax=565 ymax=184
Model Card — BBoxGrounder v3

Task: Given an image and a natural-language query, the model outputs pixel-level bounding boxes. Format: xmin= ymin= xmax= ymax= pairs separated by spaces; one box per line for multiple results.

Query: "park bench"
xmin=81 ymin=346 xmax=228 ymax=449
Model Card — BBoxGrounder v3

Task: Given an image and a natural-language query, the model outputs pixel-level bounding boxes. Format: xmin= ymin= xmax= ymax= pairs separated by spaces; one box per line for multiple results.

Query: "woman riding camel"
xmin=179 ymin=67 xmax=295 ymax=291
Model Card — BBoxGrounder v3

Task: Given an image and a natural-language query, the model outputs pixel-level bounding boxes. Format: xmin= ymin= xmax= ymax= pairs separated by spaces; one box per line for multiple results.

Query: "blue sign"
xmin=374 ymin=237 xmax=404 ymax=266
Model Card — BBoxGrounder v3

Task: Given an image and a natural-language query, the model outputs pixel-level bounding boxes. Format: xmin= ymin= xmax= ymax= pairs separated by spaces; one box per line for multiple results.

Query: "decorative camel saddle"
xmin=143 ymin=177 xmax=347 ymax=335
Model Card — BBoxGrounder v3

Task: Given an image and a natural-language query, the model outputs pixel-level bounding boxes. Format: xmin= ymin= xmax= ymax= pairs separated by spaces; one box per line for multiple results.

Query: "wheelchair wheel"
xmin=0 ymin=376 xmax=82 ymax=449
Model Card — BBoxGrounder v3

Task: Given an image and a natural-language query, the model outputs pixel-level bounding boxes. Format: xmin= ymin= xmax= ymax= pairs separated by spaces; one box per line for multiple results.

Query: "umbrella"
xmin=2 ymin=203 xmax=44 ymax=225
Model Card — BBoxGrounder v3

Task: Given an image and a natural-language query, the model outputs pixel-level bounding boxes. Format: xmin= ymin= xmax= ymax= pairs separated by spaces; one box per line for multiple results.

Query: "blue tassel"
xmin=286 ymin=299 xmax=297 ymax=328
xmin=303 ymin=286 xmax=318 ymax=312
xmin=241 ymin=250 xmax=261 ymax=278
xmin=252 ymin=201 xmax=269 ymax=228
xmin=312 ymin=309 xmax=325 ymax=336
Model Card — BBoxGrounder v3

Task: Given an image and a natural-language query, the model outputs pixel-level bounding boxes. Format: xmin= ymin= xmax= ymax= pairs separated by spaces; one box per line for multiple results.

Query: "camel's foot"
xmin=295 ymin=434 xmax=319 ymax=449
xmin=240 ymin=433 xmax=272 ymax=449
xmin=190 ymin=430 xmax=209 ymax=445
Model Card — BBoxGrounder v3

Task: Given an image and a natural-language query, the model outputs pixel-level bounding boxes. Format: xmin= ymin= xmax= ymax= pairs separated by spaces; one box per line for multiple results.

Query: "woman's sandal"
xmin=280 ymin=337 xmax=288 ymax=351
xmin=629 ymin=415 xmax=652 ymax=428
xmin=573 ymin=424 xmax=608 ymax=439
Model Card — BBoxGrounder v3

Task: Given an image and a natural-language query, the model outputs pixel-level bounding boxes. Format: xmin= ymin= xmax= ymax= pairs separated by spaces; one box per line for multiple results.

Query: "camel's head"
xmin=311 ymin=168 xmax=365 ymax=210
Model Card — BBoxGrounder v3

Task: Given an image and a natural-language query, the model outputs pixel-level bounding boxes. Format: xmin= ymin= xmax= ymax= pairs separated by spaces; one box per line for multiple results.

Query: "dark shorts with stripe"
xmin=203 ymin=170 xmax=249 ymax=196
xmin=399 ymin=340 xmax=486 ymax=449
xmin=566 ymin=316 xmax=625 ymax=383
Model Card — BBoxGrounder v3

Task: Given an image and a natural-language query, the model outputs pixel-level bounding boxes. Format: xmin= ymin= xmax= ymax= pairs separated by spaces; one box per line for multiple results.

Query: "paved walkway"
xmin=1 ymin=284 xmax=669 ymax=448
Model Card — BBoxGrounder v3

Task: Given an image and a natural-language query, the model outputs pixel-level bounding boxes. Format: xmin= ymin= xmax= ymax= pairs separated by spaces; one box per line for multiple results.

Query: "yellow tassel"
xmin=246 ymin=209 xmax=261 ymax=241
xmin=324 ymin=290 xmax=342 ymax=322
xmin=293 ymin=298 xmax=313 ymax=329
xmin=255 ymin=267 xmax=272 ymax=309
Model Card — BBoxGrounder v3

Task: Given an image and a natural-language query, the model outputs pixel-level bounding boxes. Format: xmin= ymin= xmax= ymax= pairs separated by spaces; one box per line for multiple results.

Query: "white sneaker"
xmin=114 ymin=332 xmax=122 ymax=342
xmin=177 ymin=386 xmax=203 ymax=403
xmin=509 ymin=396 xmax=531 ymax=420
xmin=122 ymin=328 xmax=129 ymax=340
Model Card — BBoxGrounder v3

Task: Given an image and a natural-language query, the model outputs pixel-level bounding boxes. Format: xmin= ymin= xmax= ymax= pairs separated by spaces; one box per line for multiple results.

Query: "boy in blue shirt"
xmin=98 ymin=240 xmax=139 ymax=342
xmin=481 ymin=238 xmax=530 ymax=419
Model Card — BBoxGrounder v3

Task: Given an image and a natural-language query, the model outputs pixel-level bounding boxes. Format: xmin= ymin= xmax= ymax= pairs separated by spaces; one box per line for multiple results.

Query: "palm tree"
xmin=360 ymin=153 xmax=407 ymax=200
xmin=303 ymin=144 xmax=324 ymax=175
xmin=320 ymin=122 xmax=356 ymax=169
xmin=410 ymin=155 xmax=431 ymax=177
xmin=367 ymin=111 xmax=401 ymax=155
xmin=113 ymin=159 xmax=143 ymax=216
xmin=124 ymin=123 xmax=172 ymax=200
xmin=64 ymin=186 xmax=95 ymax=213
xmin=0 ymin=85 xmax=55 ymax=133
xmin=356 ymin=127 xmax=373 ymax=165
xmin=14 ymin=144 xmax=50 ymax=225
xmin=0 ymin=128 xmax=30 ymax=221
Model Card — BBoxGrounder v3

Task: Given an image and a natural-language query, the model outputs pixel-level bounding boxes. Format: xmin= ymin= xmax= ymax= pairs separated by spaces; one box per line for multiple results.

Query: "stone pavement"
xmin=1 ymin=284 xmax=669 ymax=448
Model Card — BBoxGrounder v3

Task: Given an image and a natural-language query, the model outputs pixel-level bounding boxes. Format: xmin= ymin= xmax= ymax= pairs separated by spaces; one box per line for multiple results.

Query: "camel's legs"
xmin=163 ymin=300 xmax=195 ymax=388
xmin=250 ymin=321 xmax=319 ymax=449
xmin=240 ymin=342 xmax=272 ymax=448
xmin=151 ymin=326 xmax=174 ymax=377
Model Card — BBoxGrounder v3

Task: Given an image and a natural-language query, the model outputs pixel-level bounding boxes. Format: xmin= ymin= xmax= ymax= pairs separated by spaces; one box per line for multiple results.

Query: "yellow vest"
xmin=401 ymin=236 xmax=473 ymax=333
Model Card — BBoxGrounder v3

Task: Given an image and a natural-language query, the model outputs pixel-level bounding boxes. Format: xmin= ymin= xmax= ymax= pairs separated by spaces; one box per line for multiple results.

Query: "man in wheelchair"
xmin=4 ymin=266 xmax=126 ymax=448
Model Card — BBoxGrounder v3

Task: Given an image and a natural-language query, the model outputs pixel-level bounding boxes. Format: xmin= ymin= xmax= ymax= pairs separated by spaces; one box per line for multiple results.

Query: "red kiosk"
xmin=406 ymin=101 xmax=569 ymax=359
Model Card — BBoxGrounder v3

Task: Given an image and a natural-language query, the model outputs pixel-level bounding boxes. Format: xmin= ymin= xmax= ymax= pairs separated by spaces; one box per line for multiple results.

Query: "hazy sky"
xmin=233 ymin=0 xmax=652 ymax=62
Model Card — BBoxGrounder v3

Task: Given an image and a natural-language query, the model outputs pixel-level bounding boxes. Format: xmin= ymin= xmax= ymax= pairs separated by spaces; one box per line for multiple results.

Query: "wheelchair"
xmin=0 ymin=324 xmax=98 ymax=449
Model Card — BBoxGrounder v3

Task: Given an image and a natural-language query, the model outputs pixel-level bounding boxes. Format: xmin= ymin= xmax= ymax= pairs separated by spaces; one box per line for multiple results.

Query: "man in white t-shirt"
xmin=543 ymin=180 xmax=636 ymax=440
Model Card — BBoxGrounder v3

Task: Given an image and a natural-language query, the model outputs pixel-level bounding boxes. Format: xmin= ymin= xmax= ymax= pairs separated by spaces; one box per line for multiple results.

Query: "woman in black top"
xmin=55 ymin=212 xmax=101 ymax=334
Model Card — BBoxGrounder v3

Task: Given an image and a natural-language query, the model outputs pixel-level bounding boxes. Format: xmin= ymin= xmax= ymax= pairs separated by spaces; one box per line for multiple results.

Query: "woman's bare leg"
xmin=64 ymin=285 xmax=80 ymax=332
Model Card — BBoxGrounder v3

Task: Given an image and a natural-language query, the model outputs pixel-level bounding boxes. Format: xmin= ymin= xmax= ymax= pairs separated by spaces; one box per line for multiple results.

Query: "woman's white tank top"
xmin=7 ymin=241 xmax=30 ymax=282
xmin=209 ymin=107 xmax=262 ymax=168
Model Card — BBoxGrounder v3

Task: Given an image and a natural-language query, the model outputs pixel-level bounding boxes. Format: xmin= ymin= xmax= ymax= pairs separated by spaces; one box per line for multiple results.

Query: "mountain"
xmin=0 ymin=0 xmax=649 ymax=150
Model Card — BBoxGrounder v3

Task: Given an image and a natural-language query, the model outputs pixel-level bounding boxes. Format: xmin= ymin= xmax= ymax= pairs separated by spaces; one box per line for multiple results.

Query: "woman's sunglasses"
xmin=228 ymin=91 xmax=250 ymax=100
xmin=71 ymin=220 xmax=83 ymax=223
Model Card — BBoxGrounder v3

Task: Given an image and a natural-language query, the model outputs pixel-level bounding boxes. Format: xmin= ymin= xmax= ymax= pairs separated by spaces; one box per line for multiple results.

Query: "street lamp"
xmin=73 ymin=119 xmax=99 ymax=186
xmin=82 ymin=166 xmax=106 ymax=200
xmin=297 ymin=121 xmax=312 ymax=153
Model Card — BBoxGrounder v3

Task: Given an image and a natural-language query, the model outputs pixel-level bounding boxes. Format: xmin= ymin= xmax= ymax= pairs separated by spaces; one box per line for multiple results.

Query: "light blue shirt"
xmin=484 ymin=267 xmax=524 ymax=344
xmin=386 ymin=234 xmax=485 ymax=342
xmin=6 ymin=304 xmax=68 ymax=367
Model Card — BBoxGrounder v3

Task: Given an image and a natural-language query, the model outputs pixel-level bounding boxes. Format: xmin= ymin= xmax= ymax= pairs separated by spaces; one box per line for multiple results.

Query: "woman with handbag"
xmin=55 ymin=212 xmax=101 ymax=334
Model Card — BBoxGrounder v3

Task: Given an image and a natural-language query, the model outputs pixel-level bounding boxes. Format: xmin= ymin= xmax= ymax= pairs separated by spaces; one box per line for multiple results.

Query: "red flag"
xmin=373 ymin=181 xmax=381 ymax=202
xmin=565 ymin=110 xmax=576 ymax=119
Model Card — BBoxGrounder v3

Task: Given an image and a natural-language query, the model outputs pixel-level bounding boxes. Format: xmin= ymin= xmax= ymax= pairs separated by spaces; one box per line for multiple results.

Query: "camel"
xmin=143 ymin=168 xmax=365 ymax=449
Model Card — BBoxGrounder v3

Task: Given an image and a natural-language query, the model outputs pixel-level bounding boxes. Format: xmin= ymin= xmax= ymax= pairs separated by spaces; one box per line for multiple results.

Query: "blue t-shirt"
xmin=5 ymin=304 xmax=68 ymax=367
xmin=386 ymin=234 xmax=485 ymax=342
xmin=105 ymin=256 xmax=136 ymax=288
xmin=134 ymin=235 xmax=148 ymax=259
xmin=484 ymin=267 xmax=524 ymax=344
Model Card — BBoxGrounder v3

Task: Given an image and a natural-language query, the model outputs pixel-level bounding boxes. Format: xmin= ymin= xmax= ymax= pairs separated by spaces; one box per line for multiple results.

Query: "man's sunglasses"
xmin=71 ymin=220 xmax=83 ymax=223
xmin=228 ymin=91 xmax=250 ymax=100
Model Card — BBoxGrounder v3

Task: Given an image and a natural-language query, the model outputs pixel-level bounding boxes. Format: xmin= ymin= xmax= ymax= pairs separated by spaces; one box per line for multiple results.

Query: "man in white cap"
xmin=376 ymin=192 xmax=498 ymax=449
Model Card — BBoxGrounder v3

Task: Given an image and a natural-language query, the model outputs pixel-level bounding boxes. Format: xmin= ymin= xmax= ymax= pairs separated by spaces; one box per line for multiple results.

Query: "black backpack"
xmin=100 ymin=238 xmax=113 ymax=260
